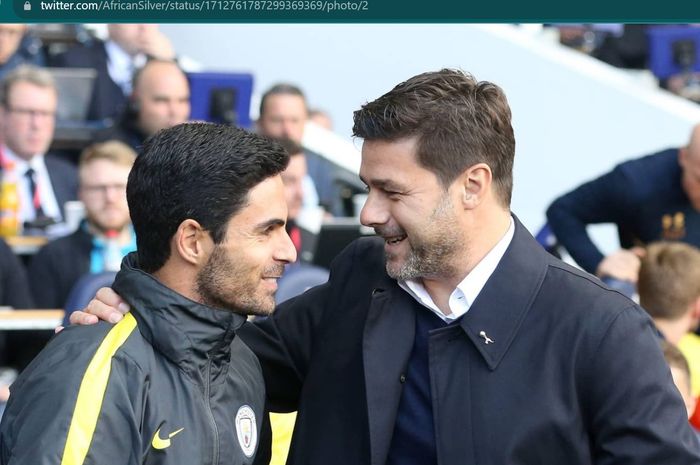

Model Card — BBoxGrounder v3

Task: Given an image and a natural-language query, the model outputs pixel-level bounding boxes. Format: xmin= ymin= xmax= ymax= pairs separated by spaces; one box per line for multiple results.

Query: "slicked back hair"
xmin=127 ymin=123 xmax=289 ymax=273
xmin=353 ymin=69 xmax=515 ymax=207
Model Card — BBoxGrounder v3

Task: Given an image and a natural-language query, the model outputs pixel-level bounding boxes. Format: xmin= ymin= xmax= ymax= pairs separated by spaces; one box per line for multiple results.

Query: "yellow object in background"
xmin=678 ymin=332 xmax=700 ymax=396
xmin=269 ymin=411 xmax=297 ymax=465
xmin=0 ymin=161 xmax=20 ymax=238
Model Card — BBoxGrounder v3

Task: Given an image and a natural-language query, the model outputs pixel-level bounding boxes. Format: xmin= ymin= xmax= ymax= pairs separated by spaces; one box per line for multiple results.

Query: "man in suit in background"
xmin=0 ymin=24 xmax=44 ymax=82
xmin=94 ymin=59 xmax=190 ymax=152
xmin=0 ymin=65 xmax=77 ymax=232
xmin=29 ymin=140 xmax=136 ymax=310
xmin=276 ymin=138 xmax=318 ymax=263
xmin=52 ymin=24 xmax=176 ymax=122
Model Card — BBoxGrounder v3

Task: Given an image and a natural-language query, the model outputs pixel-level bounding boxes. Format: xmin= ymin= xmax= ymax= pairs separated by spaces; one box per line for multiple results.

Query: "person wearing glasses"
xmin=0 ymin=65 xmax=77 ymax=233
xmin=29 ymin=140 xmax=136 ymax=310
xmin=11 ymin=141 xmax=136 ymax=370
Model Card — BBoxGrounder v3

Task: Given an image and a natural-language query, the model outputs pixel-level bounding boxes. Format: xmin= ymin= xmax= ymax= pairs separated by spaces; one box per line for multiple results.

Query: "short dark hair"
xmin=352 ymin=69 xmax=515 ymax=207
xmin=127 ymin=122 xmax=289 ymax=273
xmin=259 ymin=83 xmax=307 ymax=118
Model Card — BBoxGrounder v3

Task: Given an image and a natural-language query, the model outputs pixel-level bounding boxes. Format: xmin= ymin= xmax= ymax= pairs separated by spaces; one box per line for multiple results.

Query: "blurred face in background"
xmin=0 ymin=81 xmax=56 ymax=160
xmin=0 ymin=24 xmax=26 ymax=64
xmin=133 ymin=61 xmax=190 ymax=137
xmin=281 ymin=152 xmax=307 ymax=221
xmin=108 ymin=24 xmax=158 ymax=56
xmin=258 ymin=94 xmax=307 ymax=144
xmin=79 ymin=159 xmax=131 ymax=234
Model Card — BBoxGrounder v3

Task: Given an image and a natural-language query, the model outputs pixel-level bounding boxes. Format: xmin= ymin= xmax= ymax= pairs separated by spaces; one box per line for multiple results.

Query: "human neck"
xmin=151 ymin=260 xmax=199 ymax=304
xmin=420 ymin=208 xmax=511 ymax=316
xmin=654 ymin=317 xmax=691 ymax=345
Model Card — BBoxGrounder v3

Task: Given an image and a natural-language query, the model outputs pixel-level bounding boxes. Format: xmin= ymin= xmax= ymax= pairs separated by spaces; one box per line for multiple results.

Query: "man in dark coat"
xmin=0 ymin=65 xmax=77 ymax=231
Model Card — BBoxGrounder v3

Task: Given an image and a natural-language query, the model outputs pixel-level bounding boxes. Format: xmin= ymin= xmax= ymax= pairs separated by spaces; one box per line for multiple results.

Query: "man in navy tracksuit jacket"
xmin=0 ymin=123 xmax=296 ymax=464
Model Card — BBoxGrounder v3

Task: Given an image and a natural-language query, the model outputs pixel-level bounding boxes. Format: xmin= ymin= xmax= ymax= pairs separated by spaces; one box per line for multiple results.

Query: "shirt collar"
xmin=105 ymin=39 xmax=136 ymax=67
xmin=2 ymin=145 xmax=44 ymax=172
xmin=398 ymin=217 xmax=515 ymax=322
xmin=105 ymin=40 xmax=146 ymax=95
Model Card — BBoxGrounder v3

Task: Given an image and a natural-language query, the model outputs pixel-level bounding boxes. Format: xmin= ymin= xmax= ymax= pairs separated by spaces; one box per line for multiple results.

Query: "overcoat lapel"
xmin=363 ymin=282 xmax=416 ymax=465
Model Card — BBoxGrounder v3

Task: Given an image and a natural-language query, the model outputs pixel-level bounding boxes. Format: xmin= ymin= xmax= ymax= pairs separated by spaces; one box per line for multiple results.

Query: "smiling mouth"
xmin=385 ymin=234 xmax=407 ymax=245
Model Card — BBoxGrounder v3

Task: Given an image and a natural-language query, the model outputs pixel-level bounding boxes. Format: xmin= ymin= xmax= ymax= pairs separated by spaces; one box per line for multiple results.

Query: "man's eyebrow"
xmin=254 ymin=218 xmax=286 ymax=231
xmin=362 ymin=177 xmax=403 ymax=191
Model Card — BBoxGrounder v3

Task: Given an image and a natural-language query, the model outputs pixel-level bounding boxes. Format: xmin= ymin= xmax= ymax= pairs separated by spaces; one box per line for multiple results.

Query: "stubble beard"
xmin=195 ymin=245 xmax=279 ymax=317
xmin=385 ymin=195 xmax=465 ymax=281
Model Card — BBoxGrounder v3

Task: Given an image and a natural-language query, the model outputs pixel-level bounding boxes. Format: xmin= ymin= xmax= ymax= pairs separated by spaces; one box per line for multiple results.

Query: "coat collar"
xmin=457 ymin=215 xmax=548 ymax=370
xmin=112 ymin=252 xmax=247 ymax=383
xmin=361 ymin=216 xmax=548 ymax=464
xmin=363 ymin=276 xmax=416 ymax=465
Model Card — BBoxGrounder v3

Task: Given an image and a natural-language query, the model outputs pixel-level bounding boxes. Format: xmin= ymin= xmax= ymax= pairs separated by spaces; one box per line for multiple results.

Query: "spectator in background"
xmin=547 ymin=123 xmax=700 ymax=284
xmin=258 ymin=83 xmax=342 ymax=214
xmin=29 ymin=140 xmax=136 ymax=310
xmin=0 ymin=238 xmax=32 ymax=417
xmin=95 ymin=59 xmax=190 ymax=152
xmin=0 ymin=238 xmax=32 ymax=309
xmin=0 ymin=65 xmax=77 ymax=231
xmin=12 ymin=141 xmax=136 ymax=372
xmin=308 ymin=108 xmax=333 ymax=131
xmin=52 ymin=24 xmax=176 ymax=122
xmin=638 ymin=241 xmax=700 ymax=397
xmin=276 ymin=138 xmax=318 ymax=263
xmin=661 ymin=339 xmax=698 ymax=421
xmin=0 ymin=25 xmax=44 ymax=82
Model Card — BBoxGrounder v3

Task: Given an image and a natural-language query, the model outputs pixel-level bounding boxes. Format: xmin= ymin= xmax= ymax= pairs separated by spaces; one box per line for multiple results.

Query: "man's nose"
xmin=359 ymin=192 xmax=388 ymax=227
xmin=277 ymin=230 xmax=298 ymax=264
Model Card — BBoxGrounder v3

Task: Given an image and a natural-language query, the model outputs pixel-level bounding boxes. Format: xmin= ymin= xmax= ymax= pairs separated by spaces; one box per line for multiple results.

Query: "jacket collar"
xmin=457 ymin=215 xmax=548 ymax=370
xmin=112 ymin=252 xmax=247 ymax=382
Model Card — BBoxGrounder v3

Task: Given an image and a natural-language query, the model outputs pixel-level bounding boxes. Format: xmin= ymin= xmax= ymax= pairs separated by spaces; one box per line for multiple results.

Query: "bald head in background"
xmin=131 ymin=59 xmax=190 ymax=137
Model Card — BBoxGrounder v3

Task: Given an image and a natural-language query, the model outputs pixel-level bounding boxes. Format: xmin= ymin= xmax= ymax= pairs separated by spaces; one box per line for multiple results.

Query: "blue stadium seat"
xmin=62 ymin=271 xmax=117 ymax=326
xmin=275 ymin=265 xmax=329 ymax=304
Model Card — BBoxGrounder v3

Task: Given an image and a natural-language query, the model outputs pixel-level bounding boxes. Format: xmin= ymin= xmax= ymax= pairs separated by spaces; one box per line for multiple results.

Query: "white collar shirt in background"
xmin=3 ymin=146 xmax=62 ymax=224
xmin=105 ymin=40 xmax=146 ymax=97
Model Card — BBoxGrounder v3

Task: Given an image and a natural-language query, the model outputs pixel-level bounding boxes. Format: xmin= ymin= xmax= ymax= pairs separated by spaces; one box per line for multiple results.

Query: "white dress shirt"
xmin=105 ymin=40 xmax=146 ymax=96
xmin=2 ymin=146 xmax=62 ymax=224
xmin=398 ymin=218 xmax=515 ymax=322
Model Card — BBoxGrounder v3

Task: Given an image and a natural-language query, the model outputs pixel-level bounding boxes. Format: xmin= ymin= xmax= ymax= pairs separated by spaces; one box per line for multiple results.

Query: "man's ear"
xmin=173 ymin=219 xmax=212 ymax=266
xmin=458 ymin=163 xmax=492 ymax=209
